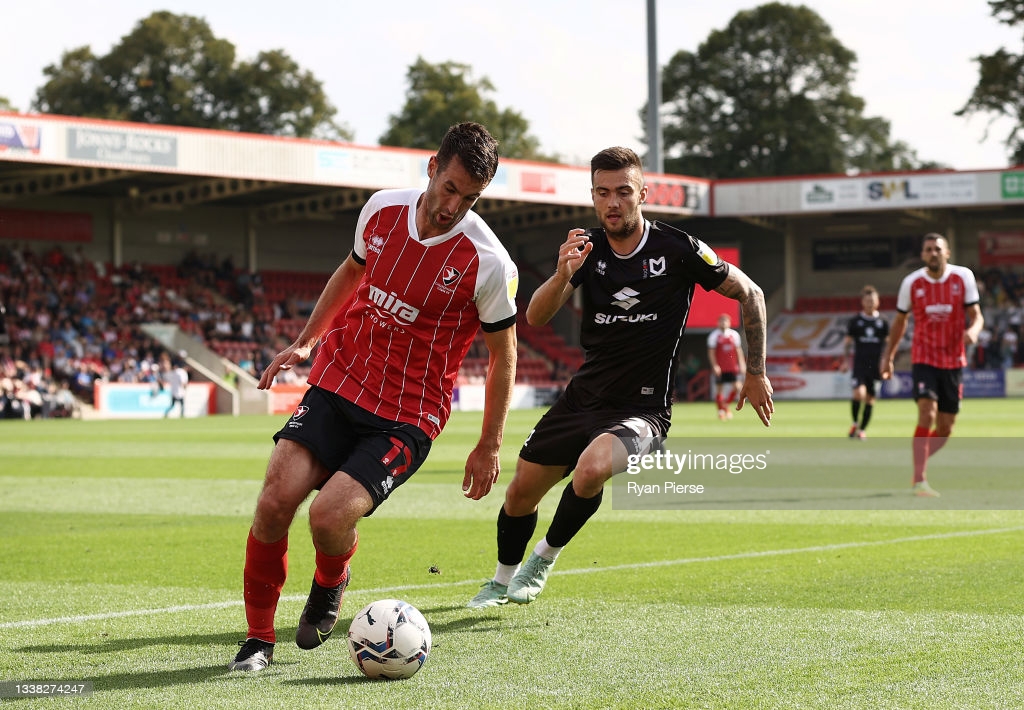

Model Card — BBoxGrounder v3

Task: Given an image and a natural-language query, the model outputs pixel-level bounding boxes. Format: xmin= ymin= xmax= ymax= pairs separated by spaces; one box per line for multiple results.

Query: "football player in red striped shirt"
xmin=707 ymin=313 xmax=746 ymax=420
xmin=229 ymin=123 xmax=519 ymax=671
xmin=881 ymin=234 xmax=984 ymax=497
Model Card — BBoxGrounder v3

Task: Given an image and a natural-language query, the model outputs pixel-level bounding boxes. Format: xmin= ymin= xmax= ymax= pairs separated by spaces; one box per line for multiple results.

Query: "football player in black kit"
xmin=842 ymin=285 xmax=890 ymax=439
xmin=468 ymin=146 xmax=774 ymax=608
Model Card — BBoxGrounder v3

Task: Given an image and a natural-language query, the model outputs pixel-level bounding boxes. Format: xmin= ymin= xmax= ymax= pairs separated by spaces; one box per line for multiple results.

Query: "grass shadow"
xmin=17 ymin=630 xmax=244 ymax=655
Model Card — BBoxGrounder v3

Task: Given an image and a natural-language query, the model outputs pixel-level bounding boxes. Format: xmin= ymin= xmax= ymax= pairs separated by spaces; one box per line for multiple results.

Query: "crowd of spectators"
xmin=0 ymin=244 xmax=300 ymax=420
xmin=2 ymin=243 xmax=1022 ymax=421
xmin=974 ymin=266 xmax=1024 ymax=369
xmin=1 ymin=244 xmax=167 ymax=418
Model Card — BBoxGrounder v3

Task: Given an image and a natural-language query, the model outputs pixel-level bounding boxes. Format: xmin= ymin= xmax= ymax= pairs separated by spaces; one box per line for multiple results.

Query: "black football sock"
xmin=496 ymin=506 xmax=538 ymax=566
xmin=851 ymin=400 xmax=861 ymax=424
xmin=544 ymin=482 xmax=603 ymax=549
xmin=860 ymin=403 xmax=873 ymax=431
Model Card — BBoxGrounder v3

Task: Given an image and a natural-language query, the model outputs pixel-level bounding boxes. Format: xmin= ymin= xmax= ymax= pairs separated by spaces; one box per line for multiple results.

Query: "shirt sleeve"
xmin=962 ymin=268 xmax=981 ymax=305
xmin=681 ymin=236 xmax=730 ymax=292
xmin=352 ymin=192 xmax=383 ymax=264
xmin=896 ymin=274 xmax=914 ymax=313
xmin=476 ymin=255 xmax=519 ymax=332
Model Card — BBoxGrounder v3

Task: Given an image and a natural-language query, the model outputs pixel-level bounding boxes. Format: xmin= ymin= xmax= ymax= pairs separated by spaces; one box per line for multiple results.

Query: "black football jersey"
xmin=566 ymin=220 xmax=729 ymax=412
xmin=847 ymin=312 xmax=890 ymax=367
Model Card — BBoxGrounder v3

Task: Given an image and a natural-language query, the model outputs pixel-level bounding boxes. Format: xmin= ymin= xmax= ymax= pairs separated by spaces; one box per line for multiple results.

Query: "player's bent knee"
xmin=570 ymin=469 xmax=609 ymax=498
xmin=308 ymin=474 xmax=373 ymax=533
xmin=504 ymin=481 xmax=544 ymax=516
xmin=504 ymin=466 xmax=560 ymax=515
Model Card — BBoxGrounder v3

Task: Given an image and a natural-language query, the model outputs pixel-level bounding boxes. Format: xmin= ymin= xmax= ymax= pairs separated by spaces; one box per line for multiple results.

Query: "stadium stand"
xmin=2 ymin=237 xmax=1019 ymax=419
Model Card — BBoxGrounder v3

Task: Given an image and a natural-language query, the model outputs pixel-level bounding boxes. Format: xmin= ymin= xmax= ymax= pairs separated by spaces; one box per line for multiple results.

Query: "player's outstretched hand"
xmin=463 ymin=443 xmax=501 ymax=500
xmin=555 ymin=228 xmax=593 ymax=281
xmin=258 ymin=342 xmax=314 ymax=390
xmin=736 ymin=373 xmax=774 ymax=427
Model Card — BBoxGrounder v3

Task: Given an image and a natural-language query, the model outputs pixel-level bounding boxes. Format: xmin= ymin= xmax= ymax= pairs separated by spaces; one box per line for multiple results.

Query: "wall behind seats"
xmin=119 ymin=205 xmax=248 ymax=267
xmin=255 ymin=213 xmax=358 ymax=272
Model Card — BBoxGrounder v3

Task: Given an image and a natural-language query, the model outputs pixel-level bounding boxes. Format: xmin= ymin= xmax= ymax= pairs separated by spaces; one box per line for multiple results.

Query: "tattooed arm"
xmin=714 ymin=265 xmax=774 ymax=426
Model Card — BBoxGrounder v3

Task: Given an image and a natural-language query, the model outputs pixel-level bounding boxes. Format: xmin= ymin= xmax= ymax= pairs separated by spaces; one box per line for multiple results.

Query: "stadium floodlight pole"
xmin=646 ymin=0 xmax=664 ymax=175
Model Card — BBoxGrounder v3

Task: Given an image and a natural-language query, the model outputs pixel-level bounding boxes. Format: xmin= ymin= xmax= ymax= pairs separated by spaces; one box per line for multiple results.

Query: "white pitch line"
xmin=2 ymin=525 xmax=1020 ymax=630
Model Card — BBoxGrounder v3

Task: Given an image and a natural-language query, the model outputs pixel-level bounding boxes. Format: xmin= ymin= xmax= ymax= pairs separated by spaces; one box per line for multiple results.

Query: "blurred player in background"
xmin=159 ymin=355 xmax=189 ymax=418
xmin=842 ymin=285 xmax=889 ymax=439
xmin=229 ymin=123 xmax=519 ymax=671
xmin=881 ymin=234 xmax=983 ymax=497
xmin=707 ymin=313 xmax=745 ymax=420
xmin=468 ymin=146 xmax=773 ymax=609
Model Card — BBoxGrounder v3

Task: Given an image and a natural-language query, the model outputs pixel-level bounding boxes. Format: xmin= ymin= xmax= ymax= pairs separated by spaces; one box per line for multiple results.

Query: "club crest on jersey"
xmin=644 ymin=256 xmax=666 ymax=278
xmin=595 ymin=260 xmax=607 ymax=276
xmin=441 ymin=266 xmax=461 ymax=287
xmin=367 ymin=234 xmax=385 ymax=254
xmin=434 ymin=265 xmax=464 ymax=295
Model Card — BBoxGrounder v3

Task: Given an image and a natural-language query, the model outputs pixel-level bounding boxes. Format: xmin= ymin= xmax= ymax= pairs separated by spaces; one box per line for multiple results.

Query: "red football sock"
xmin=715 ymin=393 xmax=724 ymax=410
xmin=243 ymin=529 xmax=288 ymax=643
xmin=912 ymin=426 xmax=931 ymax=484
xmin=314 ymin=534 xmax=357 ymax=588
xmin=929 ymin=429 xmax=949 ymax=457
xmin=725 ymin=388 xmax=738 ymax=404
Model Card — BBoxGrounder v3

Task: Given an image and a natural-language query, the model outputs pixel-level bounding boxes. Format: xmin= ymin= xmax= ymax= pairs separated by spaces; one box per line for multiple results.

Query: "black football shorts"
xmin=519 ymin=392 xmax=668 ymax=478
xmin=911 ymin=363 xmax=963 ymax=414
xmin=851 ymin=362 xmax=881 ymax=396
xmin=274 ymin=385 xmax=432 ymax=513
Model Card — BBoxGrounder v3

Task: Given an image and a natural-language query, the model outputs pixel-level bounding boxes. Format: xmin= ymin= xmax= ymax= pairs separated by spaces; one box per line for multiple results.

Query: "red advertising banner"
xmin=0 ymin=209 xmax=93 ymax=243
xmin=979 ymin=231 xmax=1024 ymax=266
xmin=688 ymin=246 xmax=740 ymax=329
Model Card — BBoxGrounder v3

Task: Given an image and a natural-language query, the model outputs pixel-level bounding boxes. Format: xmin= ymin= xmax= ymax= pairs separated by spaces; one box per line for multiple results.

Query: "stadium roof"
xmin=2 ymin=111 xmax=1022 ymax=246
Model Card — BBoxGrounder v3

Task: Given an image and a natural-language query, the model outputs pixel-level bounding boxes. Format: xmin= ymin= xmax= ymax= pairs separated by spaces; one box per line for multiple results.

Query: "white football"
xmin=347 ymin=599 xmax=431 ymax=680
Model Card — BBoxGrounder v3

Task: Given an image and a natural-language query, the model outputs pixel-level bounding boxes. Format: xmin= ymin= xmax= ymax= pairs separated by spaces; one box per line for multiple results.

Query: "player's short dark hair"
xmin=590 ymin=146 xmax=644 ymax=180
xmin=436 ymin=122 xmax=500 ymax=184
xmin=922 ymin=232 xmax=947 ymax=248
xmin=861 ymin=285 xmax=878 ymax=296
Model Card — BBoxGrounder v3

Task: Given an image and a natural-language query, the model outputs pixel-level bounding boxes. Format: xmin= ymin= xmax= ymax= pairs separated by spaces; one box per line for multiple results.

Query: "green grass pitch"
xmin=1 ymin=398 xmax=1022 ymax=708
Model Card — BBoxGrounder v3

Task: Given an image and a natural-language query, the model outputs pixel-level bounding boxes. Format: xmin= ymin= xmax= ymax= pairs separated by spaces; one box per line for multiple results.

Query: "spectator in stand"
xmin=976 ymin=326 xmax=994 ymax=369
xmin=1001 ymin=326 xmax=1019 ymax=369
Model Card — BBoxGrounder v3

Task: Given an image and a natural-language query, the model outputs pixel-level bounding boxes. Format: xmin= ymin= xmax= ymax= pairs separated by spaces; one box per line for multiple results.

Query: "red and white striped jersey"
xmin=707 ymin=328 xmax=742 ymax=374
xmin=896 ymin=264 xmax=980 ymax=369
xmin=307 ymin=188 xmax=518 ymax=439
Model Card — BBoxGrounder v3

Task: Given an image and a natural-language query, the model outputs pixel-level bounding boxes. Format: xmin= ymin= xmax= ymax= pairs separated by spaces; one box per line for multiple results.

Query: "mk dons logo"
xmin=611 ymin=286 xmax=641 ymax=310
xmin=644 ymin=256 xmax=666 ymax=277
